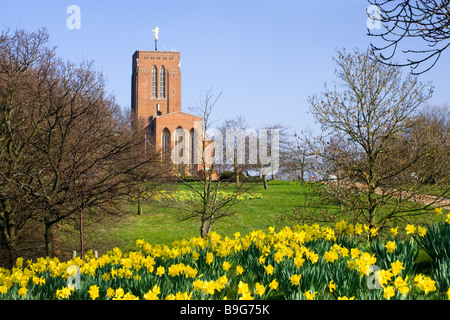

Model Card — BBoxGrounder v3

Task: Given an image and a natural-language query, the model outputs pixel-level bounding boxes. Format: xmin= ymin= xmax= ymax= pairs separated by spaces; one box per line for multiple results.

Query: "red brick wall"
xmin=131 ymin=50 xmax=181 ymax=123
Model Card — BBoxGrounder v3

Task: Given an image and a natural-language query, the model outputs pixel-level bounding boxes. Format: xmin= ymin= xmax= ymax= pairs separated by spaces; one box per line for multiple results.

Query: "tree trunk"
xmin=79 ymin=209 xmax=84 ymax=259
xmin=2 ymin=241 xmax=16 ymax=269
xmin=262 ymin=174 xmax=268 ymax=190
xmin=137 ymin=195 xmax=142 ymax=215
xmin=200 ymin=218 xmax=210 ymax=239
xmin=0 ymin=199 xmax=17 ymax=268
xmin=137 ymin=183 xmax=144 ymax=215
xmin=44 ymin=215 xmax=54 ymax=258
xmin=300 ymin=161 xmax=305 ymax=185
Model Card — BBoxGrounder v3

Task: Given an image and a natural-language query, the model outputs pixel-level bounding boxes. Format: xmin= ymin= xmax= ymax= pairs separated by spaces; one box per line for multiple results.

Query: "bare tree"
xmin=250 ymin=123 xmax=286 ymax=189
xmin=217 ymin=115 xmax=254 ymax=186
xmin=0 ymin=28 xmax=163 ymax=264
xmin=307 ymin=49 xmax=442 ymax=236
xmin=281 ymin=128 xmax=315 ymax=184
xmin=368 ymin=0 xmax=450 ymax=74
xmin=167 ymin=90 xmax=253 ymax=239
xmin=0 ymin=28 xmax=53 ymax=266
xmin=407 ymin=104 xmax=450 ymax=192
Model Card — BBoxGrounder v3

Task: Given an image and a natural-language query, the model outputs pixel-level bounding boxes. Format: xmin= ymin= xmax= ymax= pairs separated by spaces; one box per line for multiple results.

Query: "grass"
xmin=95 ymin=180 xmax=341 ymax=253
xmin=62 ymin=179 xmax=448 ymax=279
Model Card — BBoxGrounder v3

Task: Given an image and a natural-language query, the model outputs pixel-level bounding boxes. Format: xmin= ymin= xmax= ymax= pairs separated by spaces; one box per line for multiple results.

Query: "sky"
xmin=1 ymin=0 xmax=449 ymax=136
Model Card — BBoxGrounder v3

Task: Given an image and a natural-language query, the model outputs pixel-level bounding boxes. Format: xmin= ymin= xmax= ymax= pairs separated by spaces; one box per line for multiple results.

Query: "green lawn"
xmin=100 ymin=180 xmax=341 ymax=252
xmin=64 ymin=179 xmax=443 ymax=275
xmin=79 ymin=179 xmax=445 ymax=268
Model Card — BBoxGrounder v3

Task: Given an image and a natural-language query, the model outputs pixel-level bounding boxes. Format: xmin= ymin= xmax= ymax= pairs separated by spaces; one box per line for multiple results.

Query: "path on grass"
xmin=351 ymin=182 xmax=450 ymax=210
xmin=403 ymin=192 xmax=450 ymax=210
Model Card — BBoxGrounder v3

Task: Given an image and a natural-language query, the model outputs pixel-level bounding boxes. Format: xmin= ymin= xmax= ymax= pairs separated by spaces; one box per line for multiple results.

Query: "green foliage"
xmin=218 ymin=171 xmax=246 ymax=182
xmin=414 ymin=221 xmax=450 ymax=292
xmin=432 ymin=257 xmax=450 ymax=292
xmin=414 ymin=221 xmax=450 ymax=261
xmin=370 ymin=239 xmax=419 ymax=276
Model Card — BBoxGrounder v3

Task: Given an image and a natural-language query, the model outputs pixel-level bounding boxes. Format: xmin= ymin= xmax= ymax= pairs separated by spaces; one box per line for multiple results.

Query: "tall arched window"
xmin=151 ymin=66 xmax=157 ymax=98
xmin=162 ymin=128 xmax=171 ymax=162
xmin=159 ymin=66 xmax=166 ymax=99
xmin=175 ymin=126 xmax=184 ymax=159
xmin=175 ymin=126 xmax=185 ymax=176
xmin=189 ymin=128 xmax=196 ymax=175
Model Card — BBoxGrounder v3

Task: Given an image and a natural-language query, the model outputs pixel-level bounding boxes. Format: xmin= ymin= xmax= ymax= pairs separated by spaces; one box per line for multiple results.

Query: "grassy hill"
xmin=89 ymin=180 xmax=340 ymax=253
xmin=63 ymin=180 xmax=446 ymax=261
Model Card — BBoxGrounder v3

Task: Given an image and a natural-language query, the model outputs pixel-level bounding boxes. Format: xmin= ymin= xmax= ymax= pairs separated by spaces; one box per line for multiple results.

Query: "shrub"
xmin=218 ymin=171 xmax=245 ymax=183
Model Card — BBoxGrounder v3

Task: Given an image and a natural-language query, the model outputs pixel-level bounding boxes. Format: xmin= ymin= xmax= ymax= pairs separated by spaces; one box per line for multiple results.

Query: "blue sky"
xmin=1 ymin=0 xmax=449 ymax=136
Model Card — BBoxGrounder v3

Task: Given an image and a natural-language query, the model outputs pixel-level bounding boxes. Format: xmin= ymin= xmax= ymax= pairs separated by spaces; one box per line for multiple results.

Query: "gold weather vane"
xmin=152 ymin=27 xmax=159 ymax=51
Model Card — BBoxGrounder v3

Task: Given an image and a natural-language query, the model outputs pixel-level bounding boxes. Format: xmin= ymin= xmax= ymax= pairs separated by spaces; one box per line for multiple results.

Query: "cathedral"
xmin=130 ymin=30 xmax=209 ymax=177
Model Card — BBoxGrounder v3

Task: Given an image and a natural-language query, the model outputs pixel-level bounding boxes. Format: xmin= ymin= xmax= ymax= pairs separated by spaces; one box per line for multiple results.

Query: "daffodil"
xmin=144 ymin=285 xmax=160 ymax=300
xmin=354 ymin=223 xmax=363 ymax=235
xmin=290 ymin=274 xmax=301 ymax=286
xmin=417 ymin=225 xmax=427 ymax=237
xmin=205 ymin=281 xmax=216 ymax=295
xmin=323 ymin=250 xmax=339 ymax=263
xmin=391 ymin=260 xmax=405 ymax=276
xmin=193 ymin=279 xmax=204 ymax=291
xmin=56 ymin=286 xmax=74 ymax=300
xmin=269 ymin=279 xmax=279 ymax=291
xmin=254 ymin=283 xmax=265 ymax=296
xmin=369 ymin=227 xmax=378 ymax=237
xmin=106 ymin=287 xmax=115 ymax=299
xmin=236 ymin=265 xmax=244 ymax=275
xmin=338 ymin=296 xmax=355 ymax=300
xmin=0 ymin=286 xmax=7 ymax=295
xmin=156 ymin=266 xmax=165 ymax=276
xmin=405 ymin=224 xmax=416 ymax=235
xmin=350 ymin=248 xmax=361 ymax=259
xmin=219 ymin=261 xmax=230 ymax=272
xmin=383 ymin=286 xmax=395 ymax=300
xmin=303 ymin=290 xmax=317 ymax=300
xmin=88 ymin=285 xmax=100 ymax=300
xmin=114 ymin=287 xmax=125 ymax=299
xmin=215 ymin=275 xmax=228 ymax=292
xmin=414 ymin=274 xmax=437 ymax=295
xmin=264 ymin=264 xmax=274 ymax=275
xmin=385 ymin=241 xmax=396 ymax=253
xmin=377 ymin=269 xmax=394 ymax=287
xmin=328 ymin=280 xmax=336 ymax=293
xmin=119 ymin=292 xmax=139 ymax=300
xmin=307 ymin=252 xmax=319 ymax=264
xmin=390 ymin=226 xmax=398 ymax=237
xmin=206 ymin=252 xmax=214 ymax=265
xmin=238 ymin=281 xmax=250 ymax=295
xmin=191 ymin=251 xmax=200 ymax=260
xmin=394 ymin=276 xmax=409 ymax=297
xmin=239 ymin=292 xmax=254 ymax=300
xmin=294 ymin=254 xmax=305 ymax=268
xmin=18 ymin=287 xmax=28 ymax=298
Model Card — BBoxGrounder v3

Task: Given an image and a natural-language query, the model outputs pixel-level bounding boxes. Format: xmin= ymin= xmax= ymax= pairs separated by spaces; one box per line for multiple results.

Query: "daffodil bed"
xmin=148 ymin=190 xmax=265 ymax=202
xmin=1 ymin=219 xmax=449 ymax=300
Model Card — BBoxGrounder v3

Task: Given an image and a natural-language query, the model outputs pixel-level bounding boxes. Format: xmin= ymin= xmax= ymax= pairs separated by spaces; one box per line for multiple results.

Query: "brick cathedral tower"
xmin=131 ymin=29 xmax=206 ymax=177
xmin=131 ymin=50 xmax=181 ymax=120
